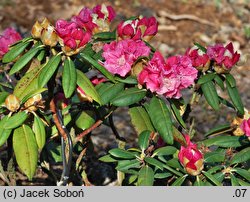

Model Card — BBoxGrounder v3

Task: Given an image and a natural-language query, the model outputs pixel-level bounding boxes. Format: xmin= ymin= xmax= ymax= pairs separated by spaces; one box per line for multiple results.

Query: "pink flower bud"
xmin=240 ymin=118 xmax=250 ymax=138
xmin=92 ymin=4 xmax=116 ymax=22
xmin=0 ymin=27 xmax=22 ymax=59
xmin=185 ymin=48 xmax=210 ymax=71
xmin=178 ymin=135 xmax=204 ymax=176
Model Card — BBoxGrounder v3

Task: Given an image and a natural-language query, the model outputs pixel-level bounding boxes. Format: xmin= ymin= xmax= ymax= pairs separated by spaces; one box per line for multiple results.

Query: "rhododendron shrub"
xmin=0 ymin=4 xmax=249 ymax=186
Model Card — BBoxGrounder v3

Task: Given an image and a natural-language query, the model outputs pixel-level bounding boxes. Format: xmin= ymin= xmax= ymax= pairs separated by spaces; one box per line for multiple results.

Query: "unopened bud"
xmin=5 ymin=94 xmax=20 ymax=112
xmin=24 ymin=94 xmax=42 ymax=112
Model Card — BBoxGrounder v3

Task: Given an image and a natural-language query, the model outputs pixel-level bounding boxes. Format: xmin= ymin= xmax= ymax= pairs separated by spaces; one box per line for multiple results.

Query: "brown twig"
xmin=49 ymin=98 xmax=67 ymax=140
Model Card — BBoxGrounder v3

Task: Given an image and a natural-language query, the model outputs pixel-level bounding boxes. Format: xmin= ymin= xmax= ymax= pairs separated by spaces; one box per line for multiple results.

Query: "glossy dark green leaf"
xmin=38 ymin=54 xmax=61 ymax=87
xmin=114 ymin=76 xmax=138 ymax=84
xmin=75 ymin=110 xmax=95 ymax=130
xmin=9 ymin=45 xmax=43 ymax=75
xmin=230 ymin=174 xmax=239 ymax=186
xmin=163 ymin=164 xmax=183 ymax=177
xmin=13 ymin=125 xmax=38 ymax=180
xmin=226 ymin=80 xmax=244 ymax=116
xmin=172 ymin=126 xmax=187 ymax=147
xmin=213 ymin=172 xmax=225 ymax=183
xmin=219 ymin=96 xmax=235 ymax=109
xmin=37 ymin=49 xmax=45 ymax=62
xmin=148 ymin=96 xmax=173 ymax=145
xmin=237 ymin=178 xmax=250 ymax=186
xmin=137 ymin=166 xmax=154 ymax=186
xmin=169 ymin=99 xmax=186 ymax=129
xmin=231 ymin=147 xmax=250 ymax=165
xmin=166 ymin=158 xmax=183 ymax=170
xmin=109 ymin=148 xmax=136 ymax=159
xmin=207 ymin=165 xmax=224 ymax=174
xmin=76 ymin=69 xmax=102 ymax=104
xmin=0 ymin=116 xmax=12 ymax=147
xmin=116 ymin=159 xmax=140 ymax=172
xmin=98 ymin=154 xmax=118 ymax=163
xmin=233 ymin=168 xmax=250 ymax=181
xmin=138 ymin=130 xmax=151 ymax=151
xmin=214 ymin=75 xmax=225 ymax=90
xmin=32 ymin=116 xmax=46 ymax=150
xmin=93 ymin=31 xmax=116 ymax=40
xmin=4 ymin=111 xmax=28 ymax=130
xmin=197 ymin=73 xmax=216 ymax=85
xmin=0 ymin=92 xmax=9 ymax=105
xmin=194 ymin=42 xmax=207 ymax=52
xmin=202 ymin=171 xmax=222 ymax=186
xmin=129 ymin=106 xmax=154 ymax=135
xmin=144 ymin=157 xmax=164 ymax=170
xmin=204 ymin=151 xmax=225 ymax=163
xmin=205 ymin=123 xmax=231 ymax=137
xmin=2 ymin=39 xmax=32 ymax=63
xmin=172 ymin=175 xmax=187 ymax=186
xmin=225 ymin=73 xmax=236 ymax=88
xmin=111 ymin=87 xmax=146 ymax=107
xmin=97 ymin=82 xmax=124 ymax=105
xmin=202 ymin=136 xmax=245 ymax=148
xmin=62 ymin=58 xmax=77 ymax=98
xmin=201 ymin=80 xmax=220 ymax=111
xmin=153 ymin=146 xmax=177 ymax=157
xmin=154 ymin=172 xmax=172 ymax=179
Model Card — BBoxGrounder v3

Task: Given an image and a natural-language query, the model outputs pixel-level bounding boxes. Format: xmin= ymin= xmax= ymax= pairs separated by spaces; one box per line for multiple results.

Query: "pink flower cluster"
xmin=102 ymin=39 xmax=150 ymax=77
xmin=72 ymin=4 xmax=116 ymax=33
xmin=185 ymin=48 xmax=210 ymax=70
xmin=138 ymin=51 xmax=198 ymax=99
xmin=240 ymin=118 xmax=250 ymax=138
xmin=117 ymin=16 xmax=158 ymax=41
xmin=0 ymin=27 xmax=22 ymax=59
xmin=178 ymin=134 xmax=204 ymax=176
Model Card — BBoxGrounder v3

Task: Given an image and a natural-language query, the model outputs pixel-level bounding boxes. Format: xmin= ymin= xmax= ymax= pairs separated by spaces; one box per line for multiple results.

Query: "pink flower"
xmin=102 ymin=39 xmax=150 ymax=77
xmin=207 ymin=42 xmax=240 ymax=69
xmin=178 ymin=134 xmax=204 ymax=176
xmin=240 ymin=118 xmax=250 ymax=138
xmin=117 ymin=16 xmax=158 ymax=41
xmin=92 ymin=4 xmax=116 ymax=22
xmin=185 ymin=48 xmax=210 ymax=70
xmin=55 ymin=19 xmax=91 ymax=53
xmin=139 ymin=52 xmax=197 ymax=99
xmin=0 ymin=27 xmax=22 ymax=58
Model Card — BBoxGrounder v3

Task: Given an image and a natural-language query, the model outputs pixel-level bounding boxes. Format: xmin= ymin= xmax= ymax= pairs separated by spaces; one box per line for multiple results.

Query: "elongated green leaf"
xmin=111 ymin=87 xmax=146 ymax=107
xmin=172 ymin=175 xmax=187 ymax=186
xmin=80 ymin=53 xmax=115 ymax=82
xmin=116 ymin=159 xmax=141 ymax=172
xmin=231 ymin=147 xmax=250 ymax=165
xmin=204 ymin=151 xmax=225 ymax=163
xmin=93 ymin=31 xmax=116 ymax=40
xmin=2 ymin=39 xmax=32 ymax=63
xmin=202 ymin=171 xmax=222 ymax=186
xmin=98 ymin=154 xmax=118 ymax=163
xmin=37 ymin=49 xmax=45 ymax=62
xmin=109 ymin=148 xmax=135 ymax=159
xmin=233 ymin=168 xmax=250 ymax=181
xmin=202 ymin=136 xmax=246 ymax=148
xmin=138 ymin=130 xmax=151 ymax=151
xmin=173 ymin=126 xmax=187 ymax=146
xmin=226 ymin=80 xmax=244 ymax=116
xmin=97 ymin=82 xmax=124 ymax=105
xmin=163 ymin=164 xmax=183 ymax=177
xmin=154 ymin=172 xmax=172 ymax=179
xmin=148 ymin=96 xmax=173 ymax=145
xmin=4 ymin=111 xmax=28 ymax=130
xmin=201 ymin=80 xmax=220 ymax=111
xmin=38 ymin=54 xmax=61 ymax=87
xmin=13 ymin=125 xmax=38 ymax=180
xmin=225 ymin=73 xmax=236 ymax=88
xmin=197 ymin=73 xmax=216 ymax=85
xmin=114 ymin=76 xmax=138 ymax=84
xmin=9 ymin=45 xmax=43 ymax=75
xmin=129 ymin=106 xmax=154 ymax=135
xmin=207 ymin=165 xmax=224 ymax=174
xmin=20 ymin=88 xmax=47 ymax=104
xmin=144 ymin=157 xmax=164 ymax=170
xmin=76 ymin=69 xmax=102 ymax=104
xmin=32 ymin=116 xmax=46 ymax=150
xmin=230 ymin=174 xmax=240 ymax=186
xmin=0 ymin=92 xmax=9 ymax=105
xmin=214 ymin=75 xmax=225 ymax=90
xmin=205 ymin=124 xmax=231 ymax=136
xmin=138 ymin=166 xmax=154 ymax=186
xmin=169 ymin=99 xmax=186 ymax=129
xmin=62 ymin=58 xmax=77 ymax=98
xmin=76 ymin=110 xmax=95 ymax=130
xmin=237 ymin=178 xmax=250 ymax=186
xmin=194 ymin=42 xmax=207 ymax=52
xmin=153 ymin=146 xmax=178 ymax=157
xmin=0 ymin=117 xmax=12 ymax=147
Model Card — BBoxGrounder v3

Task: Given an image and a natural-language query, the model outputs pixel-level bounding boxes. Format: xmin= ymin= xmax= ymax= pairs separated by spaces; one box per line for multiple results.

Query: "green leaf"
xmin=172 ymin=175 xmax=187 ymax=186
xmin=237 ymin=178 xmax=250 ymax=186
xmin=13 ymin=125 xmax=38 ymax=180
xmin=231 ymin=147 xmax=250 ymax=165
xmin=0 ymin=92 xmax=9 ymax=105
xmin=129 ymin=106 xmax=154 ymax=135
xmin=116 ymin=159 xmax=141 ymax=172
xmin=169 ymin=99 xmax=186 ymax=129
xmin=97 ymin=82 xmax=124 ymax=105
xmin=153 ymin=146 xmax=177 ymax=157
xmin=148 ymin=96 xmax=173 ymax=145
xmin=114 ymin=76 xmax=138 ymax=84
xmin=214 ymin=75 xmax=225 ymax=90
xmin=202 ymin=171 xmax=222 ymax=186
xmin=111 ymin=87 xmax=146 ymax=107
xmin=75 ymin=110 xmax=95 ymax=130
xmin=230 ymin=174 xmax=240 ymax=186
xmin=38 ymin=54 xmax=61 ymax=87
xmin=80 ymin=53 xmax=115 ymax=82
xmin=37 ymin=49 xmax=46 ymax=62
xmin=0 ymin=117 xmax=12 ymax=147
xmin=76 ymin=69 xmax=102 ymax=104
xmin=226 ymin=80 xmax=244 ymax=116
xmin=2 ymin=39 xmax=32 ymax=63
xmin=194 ymin=42 xmax=207 ymax=52
xmin=93 ymin=31 xmax=116 ymax=40
xmin=205 ymin=123 xmax=231 ymax=137
xmin=197 ymin=73 xmax=216 ymax=85
xmin=138 ymin=130 xmax=151 ymax=151
xmin=62 ymin=58 xmax=77 ymax=98
xmin=204 ymin=151 xmax=225 ymax=163
xmin=45 ymin=142 xmax=62 ymax=163
xmin=207 ymin=165 xmax=224 ymax=174
xmin=4 ymin=111 xmax=28 ymax=130
xmin=144 ymin=157 xmax=164 ymax=170
xmin=98 ymin=154 xmax=118 ymax=163
xmin=9 ymin=45 xmax=43 ymax=75
xmin=137 ymin=166 xmax=154 ymax=186
xmin=173 ymin=126 xmax=187 ymax=146
xmin=109 ymin=148 xmax=136 ymax=159
xmin=154 ymin=172 xmax=172 ymax=179
xmin=201 ymin=80 xmax=220 ymax=111
xmin=20 ymin=88 xmax=47 ymax=104
xmin=202 ymin=135 xmax=246 ymax=148
xmin=233 ymin=168 xmax=250 ymax=181
xmin=32 ymin=116 xmax=46 ymax=150
xmin=225 ymin=73 xmax=236 ymax=88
